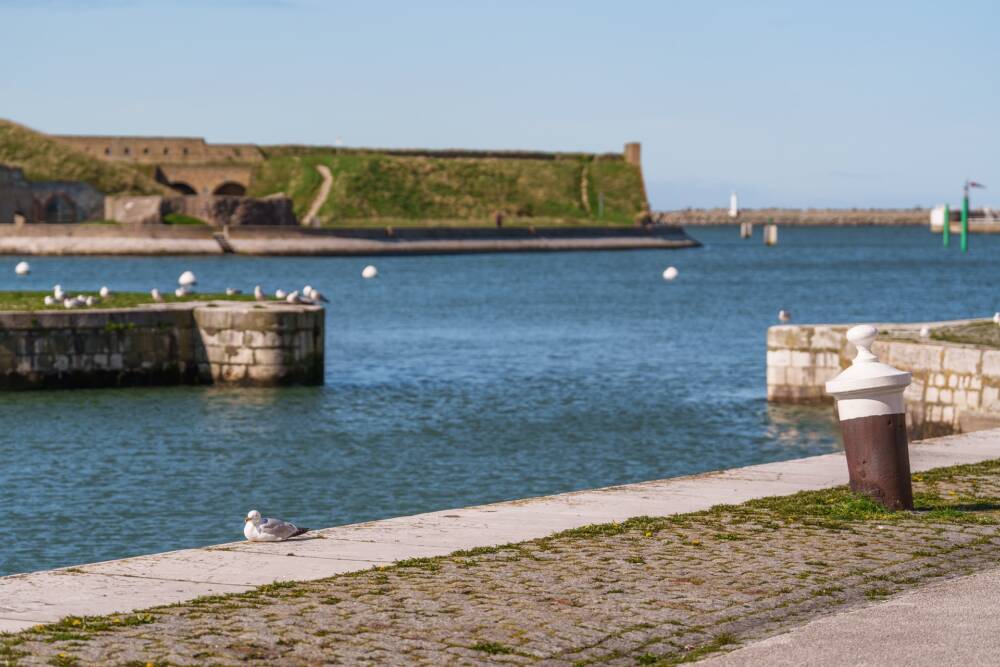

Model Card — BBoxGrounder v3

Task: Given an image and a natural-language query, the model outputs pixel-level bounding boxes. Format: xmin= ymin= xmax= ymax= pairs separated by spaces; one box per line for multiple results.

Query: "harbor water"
xmin=2 ymin=226 xmax=998 ymax=576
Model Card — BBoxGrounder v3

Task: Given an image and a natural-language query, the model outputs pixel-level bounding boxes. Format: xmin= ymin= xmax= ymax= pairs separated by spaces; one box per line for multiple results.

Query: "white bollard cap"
xmin=825 ymin=325 xmax=911 ymax=421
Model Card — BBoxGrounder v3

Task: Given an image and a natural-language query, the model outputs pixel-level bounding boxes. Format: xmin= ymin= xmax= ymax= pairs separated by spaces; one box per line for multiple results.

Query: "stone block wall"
xmin=105 ymin=194 xmax=297 ymax=227
xmin=0 ymin=302 xmax=323 ymax=390
xmin=194 ymin=305 xmax=323 ymax=386
xmin=767 ymin=320 xmax=1000 ymax=437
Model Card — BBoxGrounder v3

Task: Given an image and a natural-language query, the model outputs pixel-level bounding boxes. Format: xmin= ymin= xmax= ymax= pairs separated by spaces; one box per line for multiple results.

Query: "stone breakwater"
xmin=654 ymin=208 xmax=927 ymax=226
xmin=0 ymin=301 xmax=323 ymax=389
xmin=767 ymin=319 xmax=1000 ymax=438
xmin=0 ymin=224 xmax=699 ymax=256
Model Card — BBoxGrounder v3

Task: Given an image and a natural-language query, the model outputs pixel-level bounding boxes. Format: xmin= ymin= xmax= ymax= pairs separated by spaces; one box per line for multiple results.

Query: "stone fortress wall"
xmin=767 ymin=320 xmax=1000 ymax=438
xmin=0 ymin=301 xmax=323 ymax=389
xmin=51 ymin=135 xmax=264 ymax=165
xmin=0 ymin=165 xmax=104 ymax=223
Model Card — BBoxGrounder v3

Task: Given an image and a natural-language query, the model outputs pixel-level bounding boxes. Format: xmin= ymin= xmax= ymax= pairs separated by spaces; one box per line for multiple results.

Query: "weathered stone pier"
xmin=0 ymin=301 xmax=323 ymax=389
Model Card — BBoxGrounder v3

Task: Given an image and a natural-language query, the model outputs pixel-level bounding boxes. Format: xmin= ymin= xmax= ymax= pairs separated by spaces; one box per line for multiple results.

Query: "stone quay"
xmin=0 ymin=301 xmax=323 ymax=389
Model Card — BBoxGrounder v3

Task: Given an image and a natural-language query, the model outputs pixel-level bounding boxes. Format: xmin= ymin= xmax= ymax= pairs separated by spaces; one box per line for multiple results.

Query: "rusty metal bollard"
xmin=825 ymin=325 xmax=914 ymax=510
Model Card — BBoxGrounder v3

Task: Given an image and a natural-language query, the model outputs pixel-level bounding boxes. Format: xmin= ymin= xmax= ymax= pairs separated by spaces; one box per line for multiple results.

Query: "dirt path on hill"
xmin=302 ymin=164 xmax=333 ymax=226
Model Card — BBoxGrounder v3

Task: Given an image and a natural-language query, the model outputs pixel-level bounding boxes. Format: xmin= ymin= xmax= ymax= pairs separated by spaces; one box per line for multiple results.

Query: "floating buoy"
xmin=14 ymin=261 xmax=30 ymax=276
xmin=362 ymin=265 xmax=378 ymax=279
xmin=662 ymin=266 xmax=679 ymax=281
xmin=778 ymin=309 xmax=791 ymax=322
xmin=178 ymin=270 xmax=197 ymax=287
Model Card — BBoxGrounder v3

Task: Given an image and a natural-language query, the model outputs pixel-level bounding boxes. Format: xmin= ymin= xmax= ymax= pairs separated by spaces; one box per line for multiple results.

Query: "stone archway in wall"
xmin=41 ymin=194 xmax=78 ymax=223
xmin=213 ymin=181 xmax=247 ymax=196
xmin=169 ymin=182 xmax=197 ymax=195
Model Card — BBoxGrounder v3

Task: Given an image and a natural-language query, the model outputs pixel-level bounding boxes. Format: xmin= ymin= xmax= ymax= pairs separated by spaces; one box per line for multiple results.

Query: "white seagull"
xmin=63 ymin=297 xmax=77 ymax=309
xmin=53 ymin=285 xmax=65 ymax=301
xmin=302 ymin=285 xmax=314 ymax=299
xmin=43 ymin=295 xmax=54 ymax=306
xmin=225 ymin=287 xmax=242 ymax=296
xmin=85 ymin=296 xmax=95 ymax=307
xmin=14 ymin=261 xmax=29 ymax=276
xmin=311 ymin=289 xmax=329 ymax=303
xmin=286 ymin=290 xmax=302 ymax=304
xmin=99 ymin=286 xmax=111 ymax=299
xmin=275 ymin=289 xmax=287 ymax=299
xmin=178 ymin=270 xmax=197 ymax=287
xmin=151 ymin=288 xmax=164 ymax=303
xmin=243 ymin=510 xmax=309 ymax=542
xmin=175 ymin=287 xmax=189 ymax=298
xmin=254 ymin=285 xmax=266 ymax=301
xmin=361 ymin=265 xmax=378 ymax=279
xmin=778 ymin=309 xmax=791 ymax=322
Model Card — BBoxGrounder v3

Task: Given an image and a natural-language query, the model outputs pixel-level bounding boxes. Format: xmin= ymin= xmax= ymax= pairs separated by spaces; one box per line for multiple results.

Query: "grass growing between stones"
xmin=0 ymin=291 xmax=256 ymax=311
xmin=929 ymin=319 xmax=1000 ymax=348
xmin=5 ymin=459 xmax=1000 ymax=665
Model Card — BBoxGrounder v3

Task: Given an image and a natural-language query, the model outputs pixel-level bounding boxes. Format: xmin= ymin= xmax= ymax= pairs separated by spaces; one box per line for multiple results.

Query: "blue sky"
xmin=1 ymin=0 xmax=997 ymax=209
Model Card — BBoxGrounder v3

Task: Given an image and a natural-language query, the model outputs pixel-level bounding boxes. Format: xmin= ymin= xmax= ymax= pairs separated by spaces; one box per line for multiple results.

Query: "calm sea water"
xmin=1 ymin=226 xmax=997 ymax=576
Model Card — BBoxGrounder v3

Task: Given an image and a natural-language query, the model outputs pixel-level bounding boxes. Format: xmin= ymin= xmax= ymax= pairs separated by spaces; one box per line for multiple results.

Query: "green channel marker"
xmin=961 ymin=192 xmax=969 ymax=253
xmin=943 ymin=204 xmax=950 ymax=248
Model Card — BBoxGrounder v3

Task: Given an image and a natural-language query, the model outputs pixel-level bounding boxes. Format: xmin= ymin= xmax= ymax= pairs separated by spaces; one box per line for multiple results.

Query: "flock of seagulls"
xmin=254 ymin=284 xmax=331 ymax=305
xmin=18 ymin=263 xmax=384 ymax=309
xmin=44 ymin=284 xmax=108 ymax=309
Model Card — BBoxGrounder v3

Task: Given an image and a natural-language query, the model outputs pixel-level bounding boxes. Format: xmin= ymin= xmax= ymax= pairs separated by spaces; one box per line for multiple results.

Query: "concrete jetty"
xmin=2 ymin=427 xmax=999 ymax=633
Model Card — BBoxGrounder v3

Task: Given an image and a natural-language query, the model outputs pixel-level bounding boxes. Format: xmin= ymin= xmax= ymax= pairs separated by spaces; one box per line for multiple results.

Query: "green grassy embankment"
xmin=250 ymin=148 xmax=647 ymax=226
xmin=0 ymin=291 xmax=253 ymax=311
xmin=0 ymin=120 xmax=166 ymax=195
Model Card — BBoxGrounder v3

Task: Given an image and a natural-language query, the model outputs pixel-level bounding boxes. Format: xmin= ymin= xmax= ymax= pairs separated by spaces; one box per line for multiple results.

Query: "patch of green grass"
xmin=394 ymin=557 xmax=442 ymax=572
xmin=0 ymin=290 xmax=254 ymax=311
xmin=470 ymin=641 xmax=515 ymax=655
xmin=163 ymin=213 xmax=209 ymax=226
xmin=929 ymin=320 xmax=1000 ymax=348
xmin=865 ymin=587 xmax=893 ymax=600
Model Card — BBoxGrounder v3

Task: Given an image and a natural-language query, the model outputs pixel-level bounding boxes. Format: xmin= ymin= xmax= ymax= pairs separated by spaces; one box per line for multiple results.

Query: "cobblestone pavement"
xmin=5 ymin=460 xmax=1000 ymax=666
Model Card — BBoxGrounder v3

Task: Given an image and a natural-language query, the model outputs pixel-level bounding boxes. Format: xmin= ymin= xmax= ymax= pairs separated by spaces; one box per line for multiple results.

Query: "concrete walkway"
xmin=701 ymin=566 xmax=1000 ymax=666
xmin=3 ymin=428 xmax=1000 ymax=634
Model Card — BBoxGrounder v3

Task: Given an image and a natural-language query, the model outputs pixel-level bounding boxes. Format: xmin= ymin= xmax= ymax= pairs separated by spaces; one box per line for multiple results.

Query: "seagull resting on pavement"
xmin=243 ymin=510 xmax=309 ymax=542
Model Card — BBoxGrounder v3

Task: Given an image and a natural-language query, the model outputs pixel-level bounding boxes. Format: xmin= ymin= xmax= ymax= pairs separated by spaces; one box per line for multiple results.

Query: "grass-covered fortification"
xmin=0 ymin=120 xmax=164 ymax=195
xmin=250 ymin=147 xmax=647 ymax=226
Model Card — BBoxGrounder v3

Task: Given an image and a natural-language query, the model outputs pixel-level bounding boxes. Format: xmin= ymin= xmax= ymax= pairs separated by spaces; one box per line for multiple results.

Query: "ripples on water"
xmin=1 ymin=226 xmax=997 ymax=575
